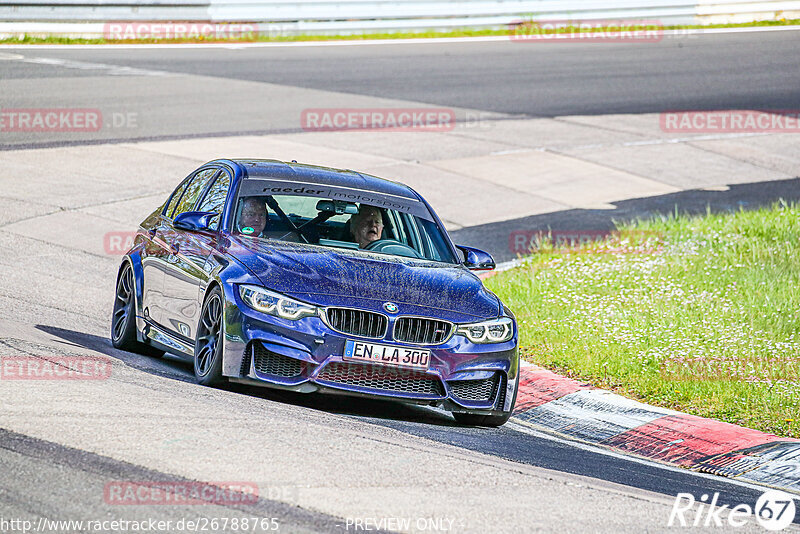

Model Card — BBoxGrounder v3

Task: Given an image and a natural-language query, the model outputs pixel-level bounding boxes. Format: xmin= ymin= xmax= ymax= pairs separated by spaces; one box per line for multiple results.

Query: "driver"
xmin=349 ymin=204 xmax=384 ymax=248
xmin=237 ymin=197 xmax=269 ymax=237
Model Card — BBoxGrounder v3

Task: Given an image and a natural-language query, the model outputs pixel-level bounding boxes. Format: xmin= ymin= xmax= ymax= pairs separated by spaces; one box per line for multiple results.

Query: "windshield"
xmin=232 ymin=185 xmax=456 ymax=263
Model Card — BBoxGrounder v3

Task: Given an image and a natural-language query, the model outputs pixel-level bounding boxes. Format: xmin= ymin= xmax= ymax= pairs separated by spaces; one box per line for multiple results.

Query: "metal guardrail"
xmin=697 ymin=0 xmax=800 ymax=22
xmin=0 ymin=1 xmax=209 ymax=23
xmin=0 ymin=0 xmax=798 ymax=36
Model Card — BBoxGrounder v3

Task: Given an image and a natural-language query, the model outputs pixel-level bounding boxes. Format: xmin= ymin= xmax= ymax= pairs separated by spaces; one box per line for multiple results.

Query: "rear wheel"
xmin=111 ymin=262 xmax=164 ymax=358
xmin=194 ymin=286 xmax=225 ymax=386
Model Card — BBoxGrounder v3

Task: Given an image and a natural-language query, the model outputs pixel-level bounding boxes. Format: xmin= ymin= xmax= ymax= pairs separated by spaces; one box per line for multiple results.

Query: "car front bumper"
xmin=222 ymin=292 xmax=519 ymax=414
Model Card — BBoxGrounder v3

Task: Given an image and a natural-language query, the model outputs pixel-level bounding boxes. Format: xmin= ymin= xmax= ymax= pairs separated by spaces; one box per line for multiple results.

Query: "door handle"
xmin=170 ymin=242 xmax=180 ymax=255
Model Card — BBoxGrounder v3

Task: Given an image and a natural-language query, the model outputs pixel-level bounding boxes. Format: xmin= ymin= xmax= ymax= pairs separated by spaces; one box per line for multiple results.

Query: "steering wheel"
xmin=364 ymin=239 xmax=422 ymax=259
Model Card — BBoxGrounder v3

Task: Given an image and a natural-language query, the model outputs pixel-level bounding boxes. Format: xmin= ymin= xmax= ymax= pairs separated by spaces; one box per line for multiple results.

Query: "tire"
xmin=194 ymin=286 xmax=225 ymax=386
xmin=111 ymin=262 xmax=165 ymax=358
xmin=452 ymin=370 xmax=520 ymax=427
xmin=452 ymin=411 xmax=512 ymax=428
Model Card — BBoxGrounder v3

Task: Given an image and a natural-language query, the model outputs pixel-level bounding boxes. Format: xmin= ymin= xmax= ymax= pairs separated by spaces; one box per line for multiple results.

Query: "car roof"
xmin=224 ymin=159 xmax=420 ymax=201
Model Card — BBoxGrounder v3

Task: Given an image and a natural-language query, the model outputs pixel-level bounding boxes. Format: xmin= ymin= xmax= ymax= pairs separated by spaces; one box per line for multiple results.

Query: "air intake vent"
xmin=251 ymin=343 xmax=304 ymax=378
xmin=495 ymin=374 xmax=507 ymax=410
xmin=317 ymin=361 xmax=444 ymax=396
xmin=325 ymin=308 xmax=387 ymax=339
xmin=393 ymin=317 xmax=452 ymax=345
xmin=448 ymin=375 xmax=499 ymax=402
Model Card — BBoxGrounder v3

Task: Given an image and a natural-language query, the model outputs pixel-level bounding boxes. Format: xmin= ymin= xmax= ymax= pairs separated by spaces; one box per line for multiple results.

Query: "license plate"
xmin=343 ymin=340 xmax=431 ymax=370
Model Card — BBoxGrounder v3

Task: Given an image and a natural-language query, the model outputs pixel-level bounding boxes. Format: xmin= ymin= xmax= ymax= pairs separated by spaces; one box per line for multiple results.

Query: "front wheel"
xmin=111 ymin=262 xmax=164 ymax=358
xmin=452 ymin=371 xmax=519 ymax=427
xmin=194 ymin=286 xmax=225 ymax=386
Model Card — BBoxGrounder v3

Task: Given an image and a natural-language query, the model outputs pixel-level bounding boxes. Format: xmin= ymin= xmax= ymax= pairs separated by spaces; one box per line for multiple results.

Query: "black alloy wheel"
xmin=194 ymin=286 xmax=225 ymax=386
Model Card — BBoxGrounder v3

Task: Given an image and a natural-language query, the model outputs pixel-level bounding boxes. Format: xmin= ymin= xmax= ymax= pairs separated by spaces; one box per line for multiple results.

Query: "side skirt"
xmin=141 ymin=318 xmax=194 ymax=359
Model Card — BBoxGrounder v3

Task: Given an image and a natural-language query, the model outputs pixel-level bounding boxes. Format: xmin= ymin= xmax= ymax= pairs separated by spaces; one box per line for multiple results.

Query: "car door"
xmin=141 ymin=176 xmax=192 ymax=327
xmin=185 ymin=167 xmax=232 ymax=332
xmin=158 ymin=167 xmax=221 ymax=340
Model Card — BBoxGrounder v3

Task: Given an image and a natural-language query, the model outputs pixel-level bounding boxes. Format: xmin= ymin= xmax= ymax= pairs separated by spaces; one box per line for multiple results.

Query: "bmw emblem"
xmin=383 ymin=302 xmax=399 ymax=314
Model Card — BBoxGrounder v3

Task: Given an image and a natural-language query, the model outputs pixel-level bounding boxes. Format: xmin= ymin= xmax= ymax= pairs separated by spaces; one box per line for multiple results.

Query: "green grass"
xmin=487 ymin=202 xmax=800 ymax=438
xmin=1 ymin=18 xmax=799 ymax=45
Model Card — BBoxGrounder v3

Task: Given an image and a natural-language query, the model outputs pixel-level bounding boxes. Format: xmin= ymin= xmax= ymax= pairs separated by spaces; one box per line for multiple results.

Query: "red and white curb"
xmin=512 ymin=363 xmax=800 ymax=495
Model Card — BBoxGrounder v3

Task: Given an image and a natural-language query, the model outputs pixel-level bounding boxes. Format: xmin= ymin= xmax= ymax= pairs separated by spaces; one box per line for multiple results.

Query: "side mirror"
xmin=457 ymin=245 xmax=495 ymax=271
xmin=173 ymin=211 xmax=217 ymax=232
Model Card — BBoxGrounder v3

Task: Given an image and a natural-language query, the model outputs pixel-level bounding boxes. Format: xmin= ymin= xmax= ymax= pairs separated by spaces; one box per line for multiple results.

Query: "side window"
xmin=196 ymin=170 xmax=231 ymax=230
xmin=399 ymin=213 xmax=424 ymax=256
xmin=388 ymin=211 xmax=407 ymax=244
xmin=172 ymin=168 xmax=218 ymax=219
xmin=164 ymin=179 xmax=190 ymax=218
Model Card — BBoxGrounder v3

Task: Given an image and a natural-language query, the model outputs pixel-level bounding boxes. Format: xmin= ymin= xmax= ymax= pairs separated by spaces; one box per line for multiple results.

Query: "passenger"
xmin=349 ymin=204 xmax=384 ymax=248
xmin=237 ymin=197 xmax=269 ymax=237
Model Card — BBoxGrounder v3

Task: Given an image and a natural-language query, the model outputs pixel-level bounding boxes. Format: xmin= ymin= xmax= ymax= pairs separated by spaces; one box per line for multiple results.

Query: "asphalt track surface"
xmin=1 ymin=30 xmax=800 ymax=532
xmin=1 ymin=29 xmax=799 ymax=147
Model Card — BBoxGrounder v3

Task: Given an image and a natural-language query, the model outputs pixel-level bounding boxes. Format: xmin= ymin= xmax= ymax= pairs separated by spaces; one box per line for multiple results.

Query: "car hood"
xmin=227 ymin=237 xmax=500 ymax=321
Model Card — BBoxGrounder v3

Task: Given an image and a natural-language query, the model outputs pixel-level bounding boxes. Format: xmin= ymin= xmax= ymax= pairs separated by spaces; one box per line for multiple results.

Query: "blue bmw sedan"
xmin=111 ymin=159 xmax=519 ymax=426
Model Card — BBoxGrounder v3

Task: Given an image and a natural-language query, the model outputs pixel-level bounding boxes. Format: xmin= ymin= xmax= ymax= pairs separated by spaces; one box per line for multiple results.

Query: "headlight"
xmin=238 ymin=285 xmax=318 ymax=320
xmin=456 ymin=317 xmax=514 ymax=344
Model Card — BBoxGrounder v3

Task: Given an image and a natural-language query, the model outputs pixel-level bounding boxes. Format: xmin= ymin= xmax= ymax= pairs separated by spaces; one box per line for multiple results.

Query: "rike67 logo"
xmin=669 ymin=490 xmax=796 ymax=530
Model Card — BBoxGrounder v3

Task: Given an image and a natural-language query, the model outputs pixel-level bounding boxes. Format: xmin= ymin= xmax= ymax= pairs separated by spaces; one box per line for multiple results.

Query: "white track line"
xmin=17 ymin=55 xmax=169 ymax=76
xmin=1 ymin=25 xmax=799 ymax=50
